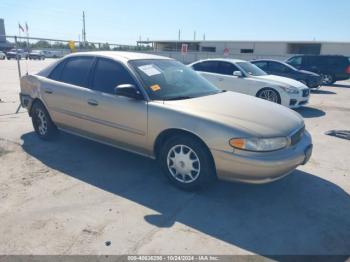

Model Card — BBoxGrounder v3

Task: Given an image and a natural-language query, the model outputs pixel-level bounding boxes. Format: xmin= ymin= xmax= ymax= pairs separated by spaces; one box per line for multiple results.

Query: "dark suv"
xmin=286 ymin=55 xmax=350 ymax=85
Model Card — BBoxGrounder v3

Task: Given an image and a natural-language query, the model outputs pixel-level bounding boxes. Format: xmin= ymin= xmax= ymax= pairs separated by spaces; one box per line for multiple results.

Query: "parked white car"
xmin=0 ymin=51 xmax=6 ymax=60
xmin=189 ymin=59 xmax=310 ymax=108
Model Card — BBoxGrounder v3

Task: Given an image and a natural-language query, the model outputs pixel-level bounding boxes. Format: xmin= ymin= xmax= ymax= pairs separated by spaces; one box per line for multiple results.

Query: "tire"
xmin=321 ymin=74 xmax=334 ymax=85
xmin=257 ymin=88 xmax=281 ymax=104
xmin=31 ymin=102 xmax=58 ymax=140
xmin=159 ymin=135 xmax=216 ymax=190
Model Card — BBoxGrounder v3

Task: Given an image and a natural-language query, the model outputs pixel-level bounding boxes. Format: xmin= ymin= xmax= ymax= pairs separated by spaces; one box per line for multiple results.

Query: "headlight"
xmin=279 ymin=86 xmax=299 ymax=94
xmin=229 ymin=137 xmax=289 ymax=152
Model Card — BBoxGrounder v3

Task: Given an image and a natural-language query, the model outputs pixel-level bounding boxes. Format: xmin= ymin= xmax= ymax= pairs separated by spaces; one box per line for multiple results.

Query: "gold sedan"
xmin=20 ymin=52 xmax=312 ymax=190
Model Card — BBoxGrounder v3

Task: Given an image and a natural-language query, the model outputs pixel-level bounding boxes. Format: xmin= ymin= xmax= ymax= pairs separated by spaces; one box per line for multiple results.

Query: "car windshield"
xmin=130 ymin=59 xmax=222 ymax=100
xmin=237 ymin=62 xmax=267 ymax=76
xmin=31 ymin=50 xmax=41 ymax=54
xmin=280 ymin=61 xmax=297 ymax=71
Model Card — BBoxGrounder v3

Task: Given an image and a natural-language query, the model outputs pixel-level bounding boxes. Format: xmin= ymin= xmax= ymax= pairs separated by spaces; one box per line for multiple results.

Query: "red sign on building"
xmin=181 ymin=44 xmax=188 ymax=54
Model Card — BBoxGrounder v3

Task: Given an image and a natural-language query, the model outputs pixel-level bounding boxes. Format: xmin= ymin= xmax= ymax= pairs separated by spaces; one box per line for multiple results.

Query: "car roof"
xmin=65 ymin=51 xmax=172 ymax=62
xmin=252 ymin=59 xmax=283 ymax=63
xmin=194 ymin=58 xmax=247 ymax=64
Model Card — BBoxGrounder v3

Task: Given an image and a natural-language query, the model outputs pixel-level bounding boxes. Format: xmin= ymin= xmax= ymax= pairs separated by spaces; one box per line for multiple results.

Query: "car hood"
xmin=299 ymin=70 xmax=320 ymax=77
xmin=163 ymin=91 xmax=304 ymax=137
xmin=252 ymin=75 xmax=307 ymax=89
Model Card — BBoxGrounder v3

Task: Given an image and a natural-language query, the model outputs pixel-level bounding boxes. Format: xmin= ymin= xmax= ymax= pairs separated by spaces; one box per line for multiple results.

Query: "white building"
xmin=137 ymin=40 xmax=350 ymax=64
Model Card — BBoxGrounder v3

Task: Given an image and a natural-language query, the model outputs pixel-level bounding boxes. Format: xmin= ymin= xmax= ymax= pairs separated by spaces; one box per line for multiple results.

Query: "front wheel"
xmin=257 ymin=88 xmax=281 ymax=104
xmin=321 ymin=74 xmax=334 ymax=85
xmin=159 ymin=135 xmax=216 ymax=190
xmin=31 ymin=102 xmax=58 ymax=140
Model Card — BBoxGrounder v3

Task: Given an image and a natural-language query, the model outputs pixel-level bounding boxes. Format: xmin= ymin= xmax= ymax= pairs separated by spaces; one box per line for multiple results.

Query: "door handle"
xmin=87 ymin=99 xmax=98 ymax=106
xmin=217 ymin=78 xmax=224 ymax=82
xmin=44 ymin=89 xmax=53 ymax=94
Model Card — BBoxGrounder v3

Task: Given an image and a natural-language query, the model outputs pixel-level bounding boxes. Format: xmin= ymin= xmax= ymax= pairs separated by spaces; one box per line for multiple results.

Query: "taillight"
xmin=346 ymin=65 xmax=350 ymax=74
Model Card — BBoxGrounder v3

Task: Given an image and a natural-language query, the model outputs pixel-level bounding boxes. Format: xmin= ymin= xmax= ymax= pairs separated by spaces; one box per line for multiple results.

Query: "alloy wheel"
xmin=167 ymin=144 xmax=201 ymax=184
xmin=36 ymin=109 xmax=48 ymax=136
xmin=259 ymin=89 xmax=279 ymax=103
xmin=322 ymin=74 xmax=333 ymax=85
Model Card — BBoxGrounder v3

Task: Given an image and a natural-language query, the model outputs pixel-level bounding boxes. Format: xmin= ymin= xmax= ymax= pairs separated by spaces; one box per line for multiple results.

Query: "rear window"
xmin=326 ymin=56 xmax=348 ymax=66
xmin=60 ymin=57 xmax=95 ymax=87
xmin=49 ymin=61 xmax=65 ymax=81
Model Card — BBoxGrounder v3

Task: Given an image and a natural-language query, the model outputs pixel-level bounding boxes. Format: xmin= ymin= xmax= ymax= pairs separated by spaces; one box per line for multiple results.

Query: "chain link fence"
xmin=0 ymin=35 xmax=152 ymax=58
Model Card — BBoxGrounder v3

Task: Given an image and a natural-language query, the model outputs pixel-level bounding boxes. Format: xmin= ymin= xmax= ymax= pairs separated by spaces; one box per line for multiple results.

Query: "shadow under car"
xmin=21 ymin=132 xmax=350 ymax=258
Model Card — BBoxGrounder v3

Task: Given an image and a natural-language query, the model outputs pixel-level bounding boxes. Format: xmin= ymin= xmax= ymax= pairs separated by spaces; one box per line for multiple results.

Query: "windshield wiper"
xmin=163 ymin=96 xmax=195 ymax=101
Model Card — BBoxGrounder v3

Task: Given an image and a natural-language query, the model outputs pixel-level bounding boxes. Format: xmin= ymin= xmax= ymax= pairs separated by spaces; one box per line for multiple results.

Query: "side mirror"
xmin=233 ymin=71 xmax=243 ymax=77
xmin=114 ymin=84 xmax=143 ymax=100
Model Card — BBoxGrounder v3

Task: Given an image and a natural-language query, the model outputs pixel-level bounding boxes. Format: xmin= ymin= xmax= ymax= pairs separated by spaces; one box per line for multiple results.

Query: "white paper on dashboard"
xmin=138 ymin=64 xmax=161 ymax=76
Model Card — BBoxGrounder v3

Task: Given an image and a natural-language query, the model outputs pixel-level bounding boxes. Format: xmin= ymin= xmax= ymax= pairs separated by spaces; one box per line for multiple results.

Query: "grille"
xmin=302 ymin=89 xmax=310 ymax=97
xmin=291 ymin=126 xmax=305 ymax=146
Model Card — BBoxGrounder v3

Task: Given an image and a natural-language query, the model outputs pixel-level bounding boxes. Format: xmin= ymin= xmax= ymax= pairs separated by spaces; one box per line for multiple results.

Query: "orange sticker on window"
xmin=150 ymin=84 xmax=161 ymax=91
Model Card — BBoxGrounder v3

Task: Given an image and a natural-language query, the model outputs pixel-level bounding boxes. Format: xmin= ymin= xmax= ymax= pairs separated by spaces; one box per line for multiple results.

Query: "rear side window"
xmin=326 ymin=56 xmax=348 ymax=67
xmin=49 ymin=61 xmax=65 ymax=81
xmin=60 ymin=57 xmax=95 ymax=87
xmin=192 ymin=61 xmax=219 ymax=73
xmin=92 ymin=58 xmax=136 ymax=94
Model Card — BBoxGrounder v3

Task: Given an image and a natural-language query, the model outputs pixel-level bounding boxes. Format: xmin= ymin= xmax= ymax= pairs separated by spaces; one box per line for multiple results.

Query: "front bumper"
xmin=282 ymin=89 xmax=310 ymax=109
xmin=211 ymin=131 xmax=313 ymax=184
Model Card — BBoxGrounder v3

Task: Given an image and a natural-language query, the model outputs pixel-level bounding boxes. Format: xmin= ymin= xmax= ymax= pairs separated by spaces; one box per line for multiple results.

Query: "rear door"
xmin=42 ymin=56 xmax=96 ymax=130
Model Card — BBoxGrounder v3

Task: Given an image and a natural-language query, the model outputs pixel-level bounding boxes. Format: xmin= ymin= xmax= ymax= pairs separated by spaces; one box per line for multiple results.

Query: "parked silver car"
xmin=19 ymin=52 xmax=313 ymax=190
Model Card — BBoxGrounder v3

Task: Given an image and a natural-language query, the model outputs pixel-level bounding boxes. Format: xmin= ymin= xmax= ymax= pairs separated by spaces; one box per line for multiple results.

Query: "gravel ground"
xmin=0 ymin=59 xmax=349 ymax=257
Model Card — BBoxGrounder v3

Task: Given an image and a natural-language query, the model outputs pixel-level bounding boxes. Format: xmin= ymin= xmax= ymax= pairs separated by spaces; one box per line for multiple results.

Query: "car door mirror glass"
xmin=233 ymin=71 xmax=243 ymax=77
xmin=115 ymin=84 xmax=143 ymax=100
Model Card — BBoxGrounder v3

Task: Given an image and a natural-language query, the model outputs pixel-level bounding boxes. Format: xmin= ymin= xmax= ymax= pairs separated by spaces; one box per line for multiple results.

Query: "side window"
xmin=49 ymin=61 xmax=66 ymax=81
xmin=304 ymin=56 xmax=319 ymax=66
xmin=60 ymin=57 xmax=95 ymax=87
xmin=218 ymin=62 xmax=239 ymax=75
xmin=269 ymin=62 xmax=288 ymax=72
xmin=92 ymin=58 xmax=136 ymax=94
xmin=253 ymin=61 xmax=268 ymax=71
xmin=192 ymin=61 xmax=219 ymax=73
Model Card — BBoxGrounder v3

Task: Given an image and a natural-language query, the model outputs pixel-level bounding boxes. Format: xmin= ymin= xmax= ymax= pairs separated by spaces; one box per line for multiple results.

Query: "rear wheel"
xmin=257 ymin=88 xmax=281 ymax=104
xmin=159 ymin=135 xmax=216 ymax=190
xmin=31 ymin=102 xmax=58 ymax=140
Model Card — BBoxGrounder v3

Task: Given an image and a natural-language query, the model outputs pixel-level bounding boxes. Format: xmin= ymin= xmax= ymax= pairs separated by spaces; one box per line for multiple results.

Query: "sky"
xmin=1 ymin=0 xmax=350 ymax=45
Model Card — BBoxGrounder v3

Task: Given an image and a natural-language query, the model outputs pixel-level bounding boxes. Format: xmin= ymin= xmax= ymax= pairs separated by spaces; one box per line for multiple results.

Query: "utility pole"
xmin=194 ymin=31 xmax=196 ymax=41
xmin=203 ymin=33 xmax=206 ymax=41
xmin=178 ymin=29 xmax=181 ymax=41
xmin=82 ymin=11 xmax=86 ymax=46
